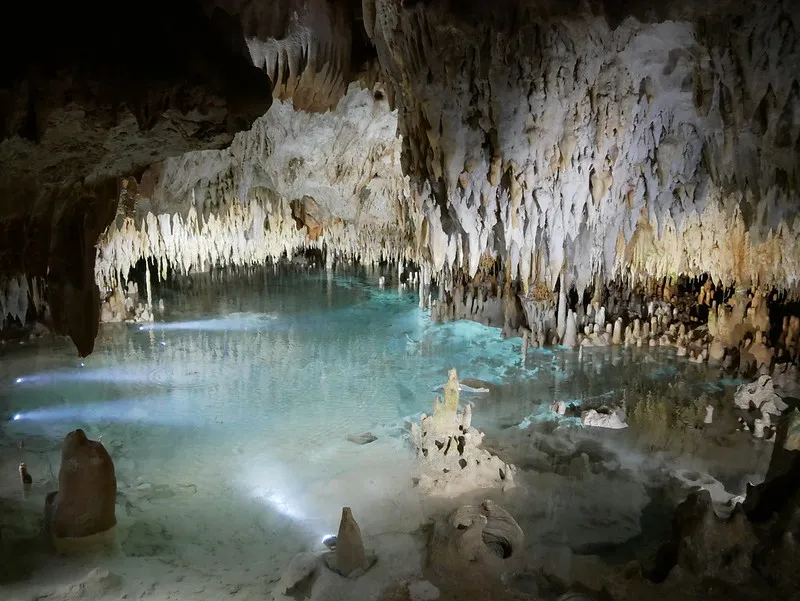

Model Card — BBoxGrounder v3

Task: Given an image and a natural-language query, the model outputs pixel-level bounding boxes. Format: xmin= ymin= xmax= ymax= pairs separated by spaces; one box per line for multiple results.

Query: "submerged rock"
xmin=346 ymin=432 xmax=377 ymax=445
xmin=430 ymin=500 xmax=524 ymax=580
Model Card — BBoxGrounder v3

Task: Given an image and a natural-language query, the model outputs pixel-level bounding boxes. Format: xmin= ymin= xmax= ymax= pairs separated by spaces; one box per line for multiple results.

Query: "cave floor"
xmin=0 ymin=269 xmax=773 ymax=600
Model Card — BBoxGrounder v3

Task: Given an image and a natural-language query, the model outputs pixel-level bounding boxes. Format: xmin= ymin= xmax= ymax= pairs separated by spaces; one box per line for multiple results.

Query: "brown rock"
xmin=46 ymin=429 xmax=117 ymax=541
xmin=331 ymin=507 xmax=369 ymax=577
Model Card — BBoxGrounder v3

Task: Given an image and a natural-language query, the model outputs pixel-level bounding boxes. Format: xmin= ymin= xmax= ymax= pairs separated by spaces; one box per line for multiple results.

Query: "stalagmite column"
xmin=563 ymin=310 xmax=578 ymax=347
xmin=556 ymin=273 xmax=567 ymax=342
xmin=612 ymin=317 xmax=623 ymax=345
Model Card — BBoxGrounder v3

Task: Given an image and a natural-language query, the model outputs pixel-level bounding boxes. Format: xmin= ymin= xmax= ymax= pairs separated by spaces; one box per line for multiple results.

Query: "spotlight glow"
xmin=137 ymin=313 xmax=278 ymax=332
xmin=10 ymin=367 xmax=156 ymax=386
xmin=251 ymin=487 xmax=306 ymax=521
xmin=8 ymin=397 xmax=196 ymax=426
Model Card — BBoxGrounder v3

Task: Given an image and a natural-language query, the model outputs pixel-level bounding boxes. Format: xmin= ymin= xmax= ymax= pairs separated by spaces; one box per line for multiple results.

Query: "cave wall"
xmin=367 ymin=0 xmax=800 ymax=293
xmin=205 ymin=0 xmax=375 ymax=112
xmin=95 ymin=82 xmax=413 ymax=293
xmin=0 ymin=0 xmax=277 ymax=354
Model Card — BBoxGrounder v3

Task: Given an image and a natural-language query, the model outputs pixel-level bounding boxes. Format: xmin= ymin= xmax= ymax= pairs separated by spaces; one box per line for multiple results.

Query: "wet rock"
xmin=44 ymin=568 xmax=122 ymax=601
xmin=45 ymin=429 xmax=117 ymax=552
xmin=580 ymin=408 xmax=627 ymax=429
xmin=411 ymin=369 xmax=515 ymax=496
xmin=656 ymin=489 xmax=756 ymax=584
xmin=346 ymin=432 xmax=377 ymax=445
xmin=430 ymin=500 xmax=524 ymax=580
xmin=408 ymin=580 xmax=440 ymax=601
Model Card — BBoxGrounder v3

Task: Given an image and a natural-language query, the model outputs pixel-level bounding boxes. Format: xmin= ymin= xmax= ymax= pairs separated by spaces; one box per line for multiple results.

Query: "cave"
xmin=1 ymin=1 xmax=800 ymax=600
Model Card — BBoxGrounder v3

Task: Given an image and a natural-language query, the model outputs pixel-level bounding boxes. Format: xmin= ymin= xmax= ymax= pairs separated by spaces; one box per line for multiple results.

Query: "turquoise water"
xmin=0 ymin=267 xmax=763 ymax=594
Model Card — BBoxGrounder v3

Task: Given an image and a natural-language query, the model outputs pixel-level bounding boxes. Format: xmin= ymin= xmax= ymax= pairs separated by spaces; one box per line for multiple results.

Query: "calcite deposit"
xmin=369 ymin=1 xmax=800 ymax=292
xmin=410 ymin=369 xmax=516 ymax=497
xmin=94 ymin=83 xmax=413 ymax=314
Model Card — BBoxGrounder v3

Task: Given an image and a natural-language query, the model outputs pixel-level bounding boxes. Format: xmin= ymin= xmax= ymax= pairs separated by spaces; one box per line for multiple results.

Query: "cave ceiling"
xmin=1 ymin=0 xmax=799 ymax=355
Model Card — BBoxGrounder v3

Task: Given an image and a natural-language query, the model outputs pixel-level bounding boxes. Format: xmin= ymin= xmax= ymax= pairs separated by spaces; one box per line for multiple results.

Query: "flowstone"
xmin=411 ymin=369 xmax=516 ymax=497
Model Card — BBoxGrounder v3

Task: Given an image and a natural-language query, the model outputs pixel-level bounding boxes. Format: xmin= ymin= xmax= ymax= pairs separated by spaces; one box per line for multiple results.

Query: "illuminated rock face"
xmin=94 ymin=83 xmax=413 ymax=295
xmin=369 ymin=1 xmax=800 ymax=293
xmin=411 ymin=369 xmax=516 ymax=497
xmin=4 ymin=1 xmax=800 ymax=357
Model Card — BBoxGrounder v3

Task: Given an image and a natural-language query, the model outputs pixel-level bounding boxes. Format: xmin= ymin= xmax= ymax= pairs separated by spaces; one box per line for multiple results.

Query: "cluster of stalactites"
xmin=94 ymin=198 xmax=419 ymax=295
xmin=370 ymin=2 xmax=800 ymax=296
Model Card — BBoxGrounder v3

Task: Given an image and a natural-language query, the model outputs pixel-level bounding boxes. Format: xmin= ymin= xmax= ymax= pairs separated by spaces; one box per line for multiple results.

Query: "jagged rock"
xmin=45 ymin=429 xmax=117 ymax=553
xmin=94 ymin=83 xmax=409 ymax=299
xmin=581 ymin=409 xmax=627 ymax=429
xmin=734 ymin=376 xmax=788 ymax=415
xmin=656 ymin=490 xmax=757 ymax=584
xmin=411 ymin=369 xmax=515 ymax=496
xmin=429 ymin=500 xmax=524 ymax=580
xmin=369 ymin=1 xmax=800 ymax=292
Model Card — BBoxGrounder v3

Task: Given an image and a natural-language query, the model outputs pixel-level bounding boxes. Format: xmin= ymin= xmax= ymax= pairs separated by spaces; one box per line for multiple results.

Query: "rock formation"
xmin=0 ymin=0 xmax=277 ymax=355
xmin=429 ymin=500 xmax=524 ymax=581
xmin=651 ymin=394 xmax=800 ymax=595
xmin=1 ymin=0 xmax=799 ymax=362
xmin=369 ymin=1 xmax=800 ymax=292
xmin=411 ymin=369 xmax=516 ymax=496
xmin=324 ymin=507 xmax=376 ymax=578
xmin=44 ymin=429 xmax=117 ymax=553
xmin=734 ymin=375 xmax=791 ymax=439
xmin=93 ymin=83 xmax=412 ymax=315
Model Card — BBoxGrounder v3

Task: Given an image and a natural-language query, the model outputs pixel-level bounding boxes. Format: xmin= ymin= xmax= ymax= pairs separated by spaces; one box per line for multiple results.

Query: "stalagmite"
xmin=556 ymin=274 xmax=567 ymax=341
xmin=563 ymin=310 xmax=578 ymax=348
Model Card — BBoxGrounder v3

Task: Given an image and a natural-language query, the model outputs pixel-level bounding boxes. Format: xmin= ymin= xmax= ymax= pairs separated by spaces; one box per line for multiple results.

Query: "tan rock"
xmin=45 ymin=429 xmax=117 ymax=550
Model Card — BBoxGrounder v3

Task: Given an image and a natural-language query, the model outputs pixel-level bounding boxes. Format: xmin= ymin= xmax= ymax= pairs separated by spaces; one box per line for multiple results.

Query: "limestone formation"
xmin=0 ymin=0 xmax=273 ymax=355
xmin=369 ymin=1 xmax=800 ymax=293
xmin=94 ymin=84 xmax=411 ymax=298
xmin=324 ymin=507 xmax=376 ymax=578
xmin=580 ymin=408 xmax=628 ymax=430
xmin=3 ymin=1 xmax=800 ymax=360
xmin=734 ymin=376 xmax=789 ymax=424
xmin=45 ymin=429 xmax=117 ymax=553
xmin=429 ymin=500 xmax=524 ymax=580
xmin=411 ymin=369 xmax=516 ymax=497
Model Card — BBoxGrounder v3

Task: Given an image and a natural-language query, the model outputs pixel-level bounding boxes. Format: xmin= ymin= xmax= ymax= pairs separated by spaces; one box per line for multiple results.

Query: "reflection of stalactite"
xmin=0 ymin=274 xmax=49 ymax=329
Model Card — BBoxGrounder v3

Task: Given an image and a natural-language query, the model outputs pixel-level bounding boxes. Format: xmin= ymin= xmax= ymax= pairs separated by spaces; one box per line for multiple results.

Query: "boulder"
xmin=45 ymin=429 xmax=117 ymax=553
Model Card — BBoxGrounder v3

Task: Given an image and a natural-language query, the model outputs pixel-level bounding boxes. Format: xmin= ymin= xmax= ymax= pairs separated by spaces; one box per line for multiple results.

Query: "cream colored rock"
xmin=581 ymin=409 xmax=627 ymax=429
xmin=411 ymin=370 xmax=515 ymax=497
